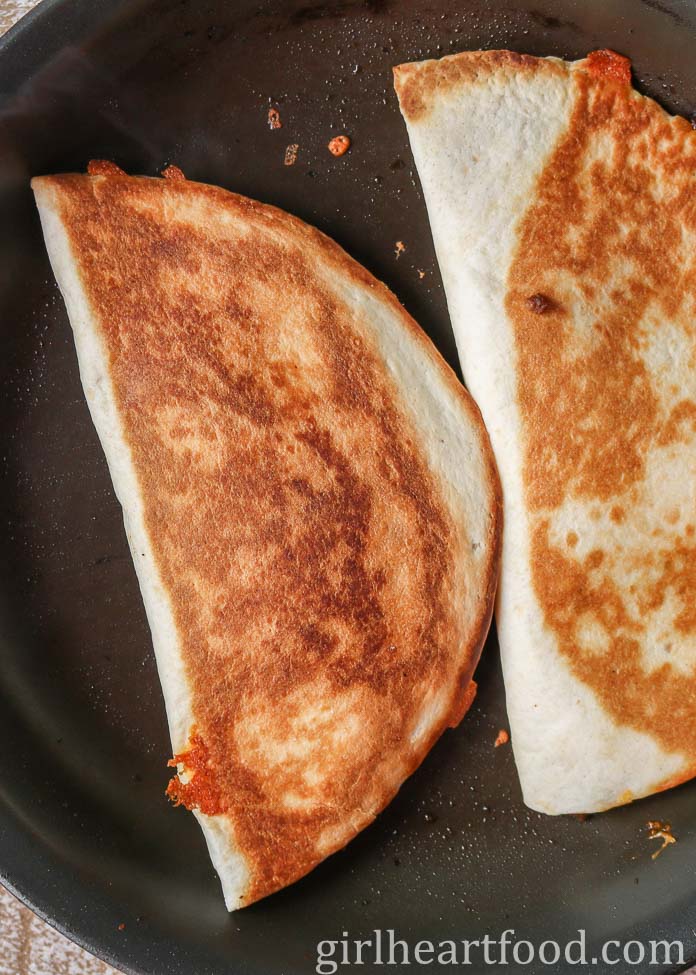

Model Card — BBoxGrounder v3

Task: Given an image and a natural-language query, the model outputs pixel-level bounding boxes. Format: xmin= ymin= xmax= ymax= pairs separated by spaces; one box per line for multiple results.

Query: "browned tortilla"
xmin=395 ymin=48 xmax=696 ymax=812
xmin=33 ymin=171 xmax=501 ymax=905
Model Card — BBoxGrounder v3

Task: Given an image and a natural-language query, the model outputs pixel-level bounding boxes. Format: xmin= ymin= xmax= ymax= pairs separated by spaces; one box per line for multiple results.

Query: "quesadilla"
xmin=32 ymin=168 xmax=501 ymax=906
xmin=394 ymin=49 xmax=696 ymax=814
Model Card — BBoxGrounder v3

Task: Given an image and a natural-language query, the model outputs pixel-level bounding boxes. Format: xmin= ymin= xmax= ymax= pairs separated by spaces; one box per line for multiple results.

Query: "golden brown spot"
xmin=585 ymin=549 xmax=605 ymax=570
xmin=532 ymin=522 xmax=696 ymax=757
xmin=658 ymin=400 xmax=696 ymax=445
xmin=284 ymin=144 xmax=299 ymax=166
xmin=447 ymin=678 xmax=477 ymax=729
xmin=641 ymin=540 xmax=696 ymax=635
xmin=267 ymin=107 xmax=282 ymax=129
xmin=508 ymin=64 xmax=696 ymax=757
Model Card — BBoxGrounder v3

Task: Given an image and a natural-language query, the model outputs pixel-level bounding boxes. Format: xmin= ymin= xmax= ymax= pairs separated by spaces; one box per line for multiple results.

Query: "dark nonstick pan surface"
xmin=0 ymin=1 xmax=695 ymax=973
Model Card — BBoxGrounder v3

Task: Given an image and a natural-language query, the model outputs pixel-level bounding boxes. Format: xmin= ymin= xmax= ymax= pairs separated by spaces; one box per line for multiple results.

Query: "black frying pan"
xmin=0 ymin=1 xmax=694 ymax=973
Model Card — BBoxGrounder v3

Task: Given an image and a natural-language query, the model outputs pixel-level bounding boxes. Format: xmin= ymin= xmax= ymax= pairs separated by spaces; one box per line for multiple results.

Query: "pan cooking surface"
xmin=0 ymin=1 xmax=694 ymax=972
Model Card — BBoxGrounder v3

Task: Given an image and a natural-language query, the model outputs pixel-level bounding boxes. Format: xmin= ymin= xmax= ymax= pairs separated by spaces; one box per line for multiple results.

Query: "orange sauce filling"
xmin=166 ymin=732 xmax=224 ymax=816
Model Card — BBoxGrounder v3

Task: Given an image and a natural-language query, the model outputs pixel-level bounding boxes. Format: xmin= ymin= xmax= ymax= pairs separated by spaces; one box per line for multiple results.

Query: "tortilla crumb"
xmin=494 ymin=729 xmax=509 ymax=748
xmin=328 ymin=135 xmax=351 ymax=156
xmin=647 ymin=820 xmax=676 ymax=859
xmin=118 ymin=923 xmax=125 ymax=931
xmin=417 ymin=270 xmax=426 ymax=279
xmin=395 ymin=241 xmax=406 ymax=259
xmin=284 ymin=144 xmax=299 ymax=166
xmin=268 ymin=107 xmax=282 ymax=130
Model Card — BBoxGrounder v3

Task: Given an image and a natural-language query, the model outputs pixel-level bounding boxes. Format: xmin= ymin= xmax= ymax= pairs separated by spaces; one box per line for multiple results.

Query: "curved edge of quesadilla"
xmin=394 ymin=49 xmax=696 ymax=814
xmin=32 ymin=172 xmax=501 ymax=905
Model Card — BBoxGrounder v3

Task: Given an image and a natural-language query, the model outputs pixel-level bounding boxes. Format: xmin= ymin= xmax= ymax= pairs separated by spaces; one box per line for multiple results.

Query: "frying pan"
xmin=0 ymin=1 xmax=694 ymax=973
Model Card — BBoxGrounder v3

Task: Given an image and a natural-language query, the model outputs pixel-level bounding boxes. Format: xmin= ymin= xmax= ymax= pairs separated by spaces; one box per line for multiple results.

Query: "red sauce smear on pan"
xmin=586 ymin=49 xmax=631 ymax=85
xmin=166 ymin=732 xmax=224 ymax=816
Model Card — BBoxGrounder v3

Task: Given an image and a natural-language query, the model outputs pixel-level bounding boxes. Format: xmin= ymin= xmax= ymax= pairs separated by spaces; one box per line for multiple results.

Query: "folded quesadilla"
xmin=395 ymin=49 xmax=696 ymax=814
xmin=32 ymin=168 xmax=501 ymax=906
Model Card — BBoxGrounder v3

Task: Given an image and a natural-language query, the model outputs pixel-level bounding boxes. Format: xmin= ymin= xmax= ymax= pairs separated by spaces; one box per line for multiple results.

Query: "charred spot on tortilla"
xmin=647 ymin=819 xmax=677 ymax=859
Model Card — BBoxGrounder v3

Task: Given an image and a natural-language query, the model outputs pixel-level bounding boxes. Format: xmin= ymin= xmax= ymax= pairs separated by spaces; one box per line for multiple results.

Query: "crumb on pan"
xmin=268 ymin=107 xmax=282 ymax=130
xmin=586 ymin=49 xmax=631 ymax=85
xmin=87 ymin=159 xmax=125 ymax=176
xmin=394 ymin=240 xmax=406 ymax=259
xmin=284 ymin=144 xmax=299 ymax=166
xmin=494 ymin=729 xmax=509 ymax=748
xmin=167 ymin=732 xmax=224 ymax=816
xmin=328 ymin=135 xmax=351 ymax=156
xmin=447 ymin=679 xmax=477 ymax=729
xmin=647 ymin=820 xmax=676 ymax=859
xmin=526 ymin=292 xmax=553 ymax=314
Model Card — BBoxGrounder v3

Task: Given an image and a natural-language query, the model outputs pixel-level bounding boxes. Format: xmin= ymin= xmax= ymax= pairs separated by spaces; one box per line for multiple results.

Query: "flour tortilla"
xmin=395 ymin=49 xmax=696 ymax=814
xmin=32 ymin=169 xmax=501 ymax=906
